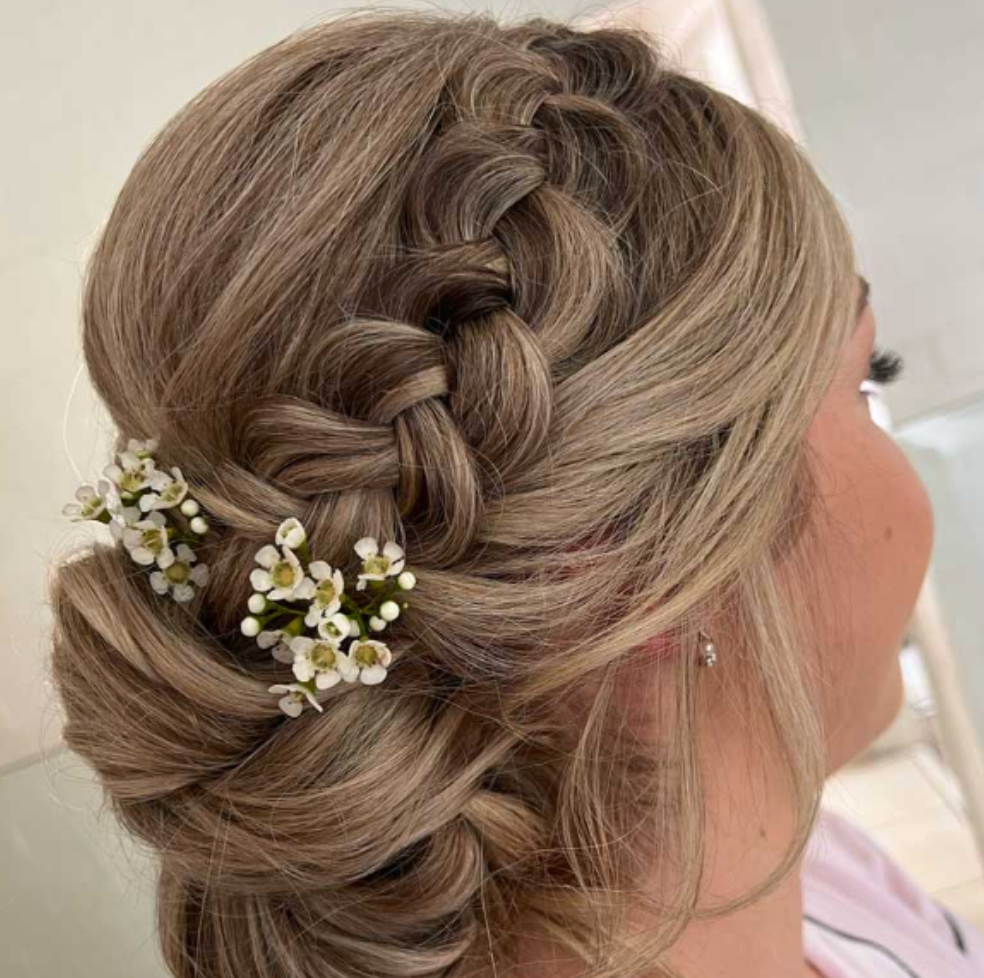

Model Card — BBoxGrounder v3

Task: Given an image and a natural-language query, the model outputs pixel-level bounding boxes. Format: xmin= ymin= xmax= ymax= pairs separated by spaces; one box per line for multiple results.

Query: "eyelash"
xmin=861 ymin=345 xmax=905 ymax=397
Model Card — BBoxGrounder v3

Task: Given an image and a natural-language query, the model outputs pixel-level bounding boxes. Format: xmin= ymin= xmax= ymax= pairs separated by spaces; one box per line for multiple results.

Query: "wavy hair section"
xmin=49 ymin=10 xmax=857 ymax=978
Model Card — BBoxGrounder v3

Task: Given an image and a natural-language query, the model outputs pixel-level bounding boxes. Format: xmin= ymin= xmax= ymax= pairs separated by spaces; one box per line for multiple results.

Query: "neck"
xmin=514 ymin=659 xmax=825 ymax=978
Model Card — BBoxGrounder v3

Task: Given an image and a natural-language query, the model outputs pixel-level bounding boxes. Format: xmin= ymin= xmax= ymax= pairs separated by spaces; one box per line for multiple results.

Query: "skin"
xmin=516 ymin=274 xmax=936 ymax=978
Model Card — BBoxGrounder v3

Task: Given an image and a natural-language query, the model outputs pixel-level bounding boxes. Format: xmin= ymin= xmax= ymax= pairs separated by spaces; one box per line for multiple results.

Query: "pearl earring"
xmin=698 ymin=631 xmax=718 ymax=667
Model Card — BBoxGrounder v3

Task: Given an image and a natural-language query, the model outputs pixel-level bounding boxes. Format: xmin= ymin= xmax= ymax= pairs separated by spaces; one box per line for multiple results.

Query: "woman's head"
xmin=47 ymin=11 xmax=916 ymax=978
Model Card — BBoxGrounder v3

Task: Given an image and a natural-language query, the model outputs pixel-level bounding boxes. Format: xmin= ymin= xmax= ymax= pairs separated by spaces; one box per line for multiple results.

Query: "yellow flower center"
xmin=352 ymin=642 xmax=377 ymax=668
xmin=142 ymin=528 xmax=164 ymax=552
xmin=159 ymin=482 xmax=184 ymax=505
xmin=119 ymin=470 xmax=145 ymax=493
xmin=364 ymin=555 xmax=389 ymax=576
xmin=165 ymin=561 xmax=191 ymax=584
xmin=310 ymin=643 xmax=337 ymax=671
xmin=315 ymin=579 xmax=337 ymax=605
xmin=82 ymin=499 xmax=104 ymax=519
xmin=271 ymin=560 xmax=295 ymax=588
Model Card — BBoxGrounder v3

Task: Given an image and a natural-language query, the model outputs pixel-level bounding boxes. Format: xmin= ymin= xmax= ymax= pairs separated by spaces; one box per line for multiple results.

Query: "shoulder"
xmin=801 ymin=805 xmax=984 ymax=975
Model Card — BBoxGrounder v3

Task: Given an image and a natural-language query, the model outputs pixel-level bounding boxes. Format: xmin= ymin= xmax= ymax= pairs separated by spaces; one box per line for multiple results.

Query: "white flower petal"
xmin=353 ymin=537 xmax=378 ymax=560
xmin=335 ymin=651 xmax=360 ymax=683
xmin=289 ymin=635 xmax=314 ymax=654
xmin=119 ymin=506 xmax=141 ymax=525
xmin=292 ymin=656 xmax=315 ymax=683
xmin=360 ymin=665 xmax=388 ymax=685
xmin=315 ymin=671 xmax=342 ymax=689
xmin=131 ymin=547 xmax=156 ymax=566
xmin=256 ymin=629 xmax=283 ymax=650
xmin=255 ymin=544 xmax=280 ymax=568
xmin=172 ymin=583 xmax=195 ymax=603
xmin=250 ymin=568 xmax=273 ymax=592
xmin=149 ymin=469 xmax=173 ymax=491
xmin=271 ymin=643 xmax=294 ymax=664
xmin=293 ymin=577 xmax=317 ymax=602
xmin=280 ymin=694 xmax=303 ymax=718
xmin=308 ymin=560 xmax=332 ymax=581
xmin=190 ymin=564 xmax=209 ymax=586
xmin=382 ymin=540 xmax=405 ymax=563
xmin=149 ymin=571 xmax=169 ymax=595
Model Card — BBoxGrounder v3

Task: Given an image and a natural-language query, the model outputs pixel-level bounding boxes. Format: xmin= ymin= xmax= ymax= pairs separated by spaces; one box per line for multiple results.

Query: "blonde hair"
xmin=49 ymin=10 xmax=857 ymax=978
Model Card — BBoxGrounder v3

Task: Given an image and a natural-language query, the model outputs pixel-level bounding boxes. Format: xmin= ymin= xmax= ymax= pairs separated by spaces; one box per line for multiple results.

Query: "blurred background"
xmin=2 ymin=1 xmax=983 ymax=974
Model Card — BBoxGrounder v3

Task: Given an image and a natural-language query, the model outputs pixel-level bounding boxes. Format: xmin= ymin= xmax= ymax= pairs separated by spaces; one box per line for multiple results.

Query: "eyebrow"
xmin=856 ymin=274 xmax=871 ymax=322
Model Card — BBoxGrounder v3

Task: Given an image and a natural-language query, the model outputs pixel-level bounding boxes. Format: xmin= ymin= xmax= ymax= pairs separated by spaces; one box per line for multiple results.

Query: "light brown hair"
xmin=49 ymin=10 xmax=857 ymax=977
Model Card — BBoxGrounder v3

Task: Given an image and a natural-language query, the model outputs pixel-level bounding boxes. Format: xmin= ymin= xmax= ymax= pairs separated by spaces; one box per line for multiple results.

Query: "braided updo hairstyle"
xmin=49 ymin=10 xmax=858 ymax=978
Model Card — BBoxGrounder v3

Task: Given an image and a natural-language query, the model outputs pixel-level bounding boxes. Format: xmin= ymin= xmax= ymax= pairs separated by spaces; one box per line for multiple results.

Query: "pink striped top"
xmin=802 ymin=806 xmax=984 ymax=977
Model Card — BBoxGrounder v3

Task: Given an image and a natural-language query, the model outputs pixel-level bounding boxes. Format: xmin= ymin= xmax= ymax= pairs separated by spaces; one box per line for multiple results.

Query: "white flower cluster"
xmin=240 ymin=518 xmax=416 ymax=718
xmin=62 ymin=437 xmax=211 ymax=603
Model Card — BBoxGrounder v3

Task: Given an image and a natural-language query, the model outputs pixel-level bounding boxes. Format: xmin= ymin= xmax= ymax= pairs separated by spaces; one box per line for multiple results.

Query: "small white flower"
xmin=353 ymin=537 xmax=405 ymax=591
xmin=149 ymin=543 xmax=208 ymax=602
xmin=304 ymin=561 xmax=346 ymax=626
xmin=108 ymin=503 xmax=142 ymax=542
xmin=290 ymin=634 xmax=359 ymax=688
xmin=275 ymin=517 xmax=307 ymax=550
xmin=139 ymin=466 xmax=189 ymax=512
xmin=122 ymin=511 xmax=175 ymax=568
xmin=249 ymin=543 xmax=316 ymax=603
xmin=103 ymin=450 xmax=157 ymax=498
xmin=316 ymin=612 xmax=352 ymax=644
xmin=62 ymin=479 xmax=112 ymax=521
xmin=269 ymin=682 xmax=323 ymax=718
xmin=348 ymin=638 xmax=393 ymax=685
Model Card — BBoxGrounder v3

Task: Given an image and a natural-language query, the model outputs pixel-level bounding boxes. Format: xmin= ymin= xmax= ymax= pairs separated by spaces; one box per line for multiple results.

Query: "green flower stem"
xmin=339 ymin=593 xmax=369 ymax=639
xmin=263 ymin=598 xmax=307 ymax=616
xmin=252 ymin=606 xmax=305 ymax=629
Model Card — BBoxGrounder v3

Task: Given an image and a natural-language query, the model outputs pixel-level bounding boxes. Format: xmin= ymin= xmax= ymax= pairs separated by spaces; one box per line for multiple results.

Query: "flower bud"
xmin=379 ymin=600 xmax=400 ymax=622
xmin=369 ymin=615 xmax=387 ymax=632
xmin=190 ymin=516 xmax=209 ymax=534
xmin=180 ymin=498 xmax=200 ymax=517
xmin=248 ymin=593 xmax=267 ymax=614
xmin=241 ymin=616 xmax=261 ymax=637
xmin=397 ymin=570 xmax=416 ymax=590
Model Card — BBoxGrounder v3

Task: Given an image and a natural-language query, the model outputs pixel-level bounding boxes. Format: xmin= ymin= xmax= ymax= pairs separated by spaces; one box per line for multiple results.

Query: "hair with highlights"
xmin=49 ymin=10 xmax=857 ymax=978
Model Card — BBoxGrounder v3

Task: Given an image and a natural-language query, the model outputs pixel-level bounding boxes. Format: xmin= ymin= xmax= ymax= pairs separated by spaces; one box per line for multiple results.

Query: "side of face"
xmin=797 ymin=288 xmax=935 ymax=772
